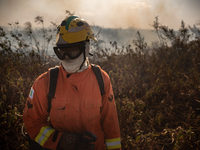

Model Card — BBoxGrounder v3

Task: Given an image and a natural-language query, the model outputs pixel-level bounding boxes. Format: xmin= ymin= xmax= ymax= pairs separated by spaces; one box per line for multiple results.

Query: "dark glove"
xmin=56 ymin=131 xmax=97 ymax=150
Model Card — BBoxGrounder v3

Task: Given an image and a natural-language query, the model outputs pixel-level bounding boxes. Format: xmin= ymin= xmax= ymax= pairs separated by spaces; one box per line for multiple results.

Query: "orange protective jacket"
xmin=23 ymin=65 xmax=121 ymax=150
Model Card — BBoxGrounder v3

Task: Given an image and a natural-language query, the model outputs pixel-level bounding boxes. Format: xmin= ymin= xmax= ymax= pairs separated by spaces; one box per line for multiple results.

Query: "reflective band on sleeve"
xmin=35 ymin=126 xmax=55 ymax=146
xmin=105 ymin=137 xmax=121 ymax=149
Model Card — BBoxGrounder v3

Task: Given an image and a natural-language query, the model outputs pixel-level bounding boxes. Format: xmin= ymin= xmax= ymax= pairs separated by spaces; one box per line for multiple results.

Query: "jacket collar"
xmin=59 ymin=64 xmax=91 ymax=82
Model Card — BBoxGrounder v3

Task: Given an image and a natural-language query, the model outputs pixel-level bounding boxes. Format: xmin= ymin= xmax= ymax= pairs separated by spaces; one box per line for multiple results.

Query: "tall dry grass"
xmin=0 ymin=17 xmax=200 ymax=149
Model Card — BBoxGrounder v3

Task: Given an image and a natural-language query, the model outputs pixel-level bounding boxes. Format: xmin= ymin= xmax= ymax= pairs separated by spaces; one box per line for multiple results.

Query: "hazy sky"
xmin=0 ymin=0 xmax=199 ymax=29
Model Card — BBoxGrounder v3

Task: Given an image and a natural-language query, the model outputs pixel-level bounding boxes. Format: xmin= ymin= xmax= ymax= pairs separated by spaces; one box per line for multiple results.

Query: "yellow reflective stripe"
xmin=35 ymin=126 xmax=55 ymax=146
xmin=105 ymin=137 xmax=121 ymax=149
xmin=105 ymin=137 xmax=121 ymax=143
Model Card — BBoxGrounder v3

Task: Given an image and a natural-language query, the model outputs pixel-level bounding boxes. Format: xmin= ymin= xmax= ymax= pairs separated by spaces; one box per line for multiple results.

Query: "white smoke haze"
xmin=0 ymin=0 xmax=199 ymax=29
xmin=0 ymin=0 xmax=199 ymax=54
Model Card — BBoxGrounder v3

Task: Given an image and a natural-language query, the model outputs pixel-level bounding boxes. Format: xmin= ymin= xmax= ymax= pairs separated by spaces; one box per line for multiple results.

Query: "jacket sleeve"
xmin=100 ymin=70 xmax=122 ymax=150
xmin=23 ymin=72 xmax=63 ymax=150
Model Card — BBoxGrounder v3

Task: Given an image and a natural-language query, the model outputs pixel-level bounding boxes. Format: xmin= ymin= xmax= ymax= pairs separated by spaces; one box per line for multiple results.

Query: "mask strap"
xmin=74 ymin=40 xmax=87 ymax=73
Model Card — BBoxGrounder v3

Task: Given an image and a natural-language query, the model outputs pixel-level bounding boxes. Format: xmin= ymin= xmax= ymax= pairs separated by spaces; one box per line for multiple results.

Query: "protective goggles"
xmin=53 ymin=41 xmax=85 ymax=60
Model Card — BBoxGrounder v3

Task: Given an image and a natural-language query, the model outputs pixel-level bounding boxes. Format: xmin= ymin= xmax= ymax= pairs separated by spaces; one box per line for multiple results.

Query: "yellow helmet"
xmin=56 ymin=16 xmax=97 ymax=45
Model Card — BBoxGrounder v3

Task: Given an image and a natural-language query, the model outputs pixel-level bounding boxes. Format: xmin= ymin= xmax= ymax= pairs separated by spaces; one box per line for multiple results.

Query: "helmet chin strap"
xmin=78 ymin=41 xmax=87 ymax=71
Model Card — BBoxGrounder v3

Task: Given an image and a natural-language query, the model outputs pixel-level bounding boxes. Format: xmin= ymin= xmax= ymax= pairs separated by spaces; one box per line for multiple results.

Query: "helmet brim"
xmin=89 ymin=36 xmax=97 ymax=42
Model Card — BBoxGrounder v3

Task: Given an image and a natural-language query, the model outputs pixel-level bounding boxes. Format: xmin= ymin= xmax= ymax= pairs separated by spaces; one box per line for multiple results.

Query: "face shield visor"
xmin=53 ymin=41 xmax=85 ymax=60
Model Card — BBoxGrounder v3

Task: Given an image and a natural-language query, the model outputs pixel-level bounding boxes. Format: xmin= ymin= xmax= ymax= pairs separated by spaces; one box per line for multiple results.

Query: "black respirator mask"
xmin=53 ymin=41 xmax=86 ymax=60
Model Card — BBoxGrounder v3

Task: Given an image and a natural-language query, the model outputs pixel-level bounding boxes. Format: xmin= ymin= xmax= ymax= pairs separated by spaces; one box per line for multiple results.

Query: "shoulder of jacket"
xmin=33 ymin=71 xmax=48 ymax=87
xmin=91 ymin=64 xmax=110 ymax=84
xmin=36 ymin=66 xmax=59 ymax=79
xmin=97 ymin=65 xmax=110 ymax=78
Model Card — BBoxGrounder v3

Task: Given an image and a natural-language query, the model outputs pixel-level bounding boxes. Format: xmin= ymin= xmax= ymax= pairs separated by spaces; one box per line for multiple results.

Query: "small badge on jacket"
xmin=27 ymin=100 xmax=33 ymax=109
xmin=29 ymin=88 xmax=34 ymax=99
xmin=27 ymin=88 xmax=34 ymax=109
xmin=108 ymin=94 xmax=113 ymax=102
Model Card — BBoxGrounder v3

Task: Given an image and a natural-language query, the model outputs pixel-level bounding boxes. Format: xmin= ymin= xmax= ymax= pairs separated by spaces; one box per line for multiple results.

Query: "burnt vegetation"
xmin=0 ymin=16 xmax=200 ymax=149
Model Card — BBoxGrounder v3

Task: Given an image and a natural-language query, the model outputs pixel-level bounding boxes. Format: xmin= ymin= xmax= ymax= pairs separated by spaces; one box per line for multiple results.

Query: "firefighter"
xmin=23 ymin=15 xmax=121 ymax=150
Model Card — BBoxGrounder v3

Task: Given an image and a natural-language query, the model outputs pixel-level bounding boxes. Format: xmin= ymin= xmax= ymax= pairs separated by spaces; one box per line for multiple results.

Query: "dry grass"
xmin=0 ymin=19 xmax=200 ymax=149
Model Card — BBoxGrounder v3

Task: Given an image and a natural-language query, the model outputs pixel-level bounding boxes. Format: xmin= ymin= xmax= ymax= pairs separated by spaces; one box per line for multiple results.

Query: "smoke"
xmin=0 ymin=0 xmax=82 ymax=26
xmin=176 ymin=0 xmax=200 ymax=24
xmin=0 ymin=0 xmax=199 ymax=29
xmin=0 ymin=0 xmax=32 ymax=25
xmin=89 ymin=0 xmax=180 ymax=29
